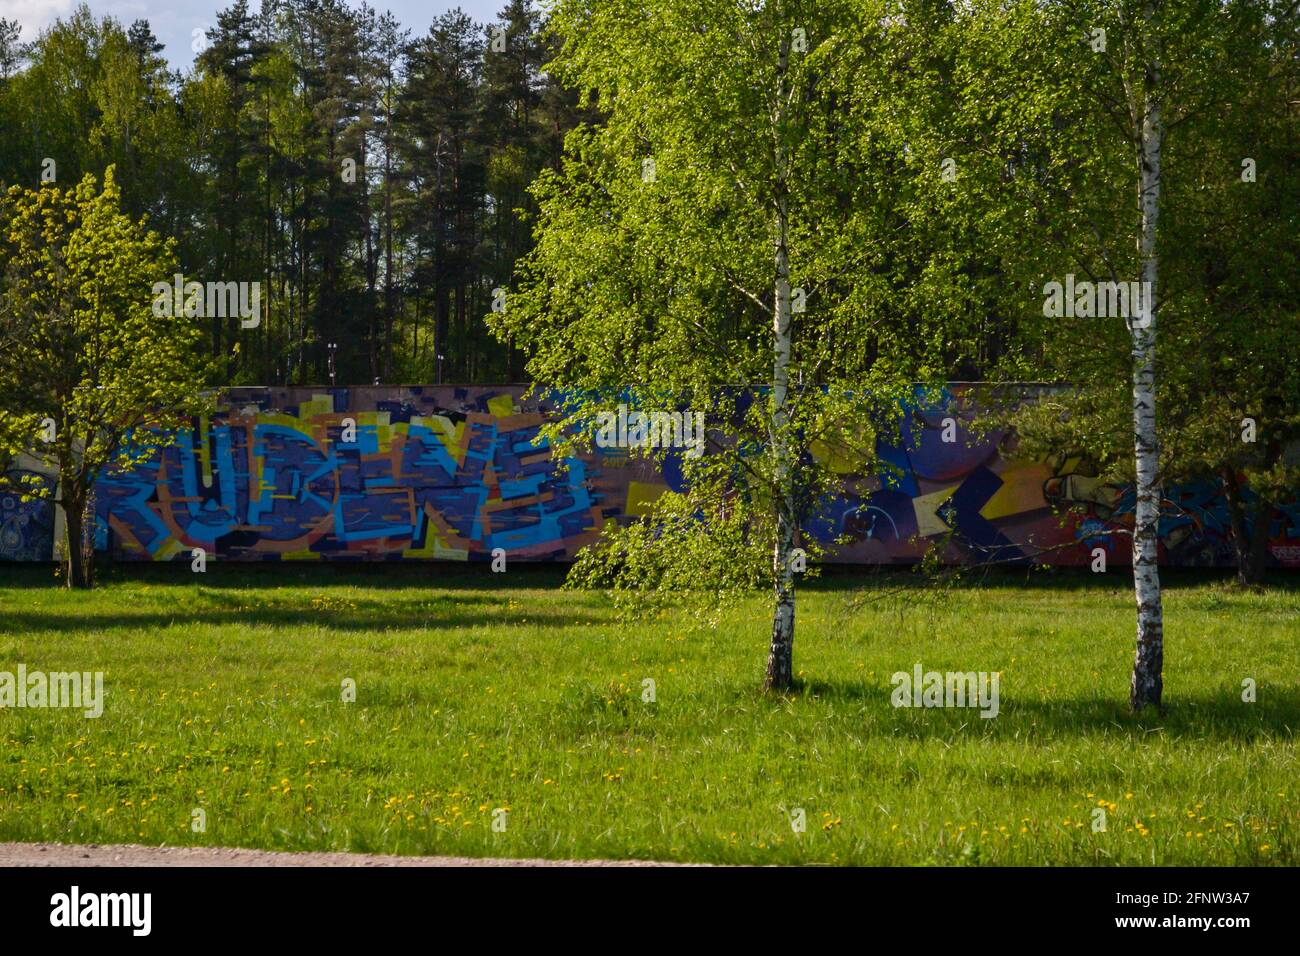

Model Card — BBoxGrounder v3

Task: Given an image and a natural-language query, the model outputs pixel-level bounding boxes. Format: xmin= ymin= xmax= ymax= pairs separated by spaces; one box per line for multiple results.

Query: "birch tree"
xmin=1129 ymin=0 xmax=1165 ymax=711
xmin=768 ymin=21 xmax=798 ymax=689
xmin=492 ymin=0 xmax=975 ymax=690
xmin=924 ymin=0 xmax=1294 ymax=709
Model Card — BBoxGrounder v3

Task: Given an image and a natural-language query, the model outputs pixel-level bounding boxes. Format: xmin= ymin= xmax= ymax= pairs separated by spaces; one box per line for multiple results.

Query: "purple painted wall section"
xmin=0 ymin=467 xmax=56 ymax=561
xmin=21 ymin=384 xmax=1300 ymax=568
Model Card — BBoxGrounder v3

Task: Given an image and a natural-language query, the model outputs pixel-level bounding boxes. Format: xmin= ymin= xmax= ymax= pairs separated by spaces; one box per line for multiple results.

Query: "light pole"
xmin=328 ymin=342 xmax=337 ymax=387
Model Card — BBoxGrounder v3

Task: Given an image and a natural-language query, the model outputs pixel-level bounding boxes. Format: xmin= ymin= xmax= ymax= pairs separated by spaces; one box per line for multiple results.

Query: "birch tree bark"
xmin=1129 ymin=3 xmax=1164 ymax=711
xmin=765 ymin=27 xmax=796 ymax=692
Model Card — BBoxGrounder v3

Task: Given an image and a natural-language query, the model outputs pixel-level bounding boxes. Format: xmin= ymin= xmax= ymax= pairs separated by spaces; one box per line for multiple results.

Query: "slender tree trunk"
xmin=436 ymin=285 xmax=451 ymax=383
xmin=1236 ymin=485 xmax=1273 ymax=588
xmin=1129 ymin=22 xmax=1164 ymax=712
xmin=1242 ymin=431 xmax=1285 ymax=586
xmin=82 ymin=490 xmax=96 ymax=589
xmin=1221 ymin=465 xmax=1272 ymax=587
xmin=383 ymin=119 xmax=395 ymax=382
xmin=1221 ymin=466 xmax=1254 ymax=586
xmin=1246 ymin=495 xmax=1271 ymax=586
xmin=63 ymin=488 xmax=92 ymax=590
xmin=264 ymin=84 xmax=274 ymax=385
xmin=365 ymin=193 xmax=378 ymax=379
xmin=765 ymin=31 xmax=795 ymax=693
xmin=455 ymin=283 xmax=468 ymax=383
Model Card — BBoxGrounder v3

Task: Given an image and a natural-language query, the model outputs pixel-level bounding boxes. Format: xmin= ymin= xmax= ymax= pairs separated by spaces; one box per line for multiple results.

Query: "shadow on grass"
xmin=803 ymin=564 xmax=1300 ymax=595
xmin=0 ymin=560 xmax=574 ymax=592
xmin=789 ymin=678 xmax=1299 ymax=741
xmin=0 ymin=608 xmax=602 ymax=634
xmin=7 ymin=561 xmax=1297 ymax=595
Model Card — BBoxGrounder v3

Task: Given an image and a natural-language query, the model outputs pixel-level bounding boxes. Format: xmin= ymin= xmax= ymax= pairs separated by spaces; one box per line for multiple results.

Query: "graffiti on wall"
xmin=810 ymin=390 xmax=1300 ymax=568
xmin=94 ymin=387 xmax=677 ymax=562
xmin=4 ymin=385 xmax=1296 ymax=568
xmin=0 ymin=465 xmax=56 ymax=562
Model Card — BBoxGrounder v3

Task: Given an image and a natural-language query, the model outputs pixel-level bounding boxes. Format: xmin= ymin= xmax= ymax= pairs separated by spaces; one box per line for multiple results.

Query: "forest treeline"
xmin=0 ymin=1 xmax=585 ymax=386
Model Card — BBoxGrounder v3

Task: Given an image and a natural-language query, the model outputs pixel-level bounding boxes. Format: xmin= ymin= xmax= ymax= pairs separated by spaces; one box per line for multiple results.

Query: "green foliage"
xmin=0 ymin=168 xmax=210 ymax=585
xmin=566 ymin=485 xmax=773 ymax=623
xmin=913 ymin=0 xmax=1300 ymax=580
xmin=0 ymin=1 xmax=584 ymax=386
xmin=493 ymin=1 xmax=982 ymax=618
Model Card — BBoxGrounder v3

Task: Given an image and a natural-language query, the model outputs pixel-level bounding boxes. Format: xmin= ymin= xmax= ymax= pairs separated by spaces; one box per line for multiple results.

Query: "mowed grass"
xmin=0 ymin=563 xmax=1296 ymax=865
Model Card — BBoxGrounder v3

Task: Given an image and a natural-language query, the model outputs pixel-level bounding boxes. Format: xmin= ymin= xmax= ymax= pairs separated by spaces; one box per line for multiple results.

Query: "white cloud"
xmin=0 ymin=0 xmax=76 ymax=40
xmin=0 ymin=1 xmax=161 ymax=42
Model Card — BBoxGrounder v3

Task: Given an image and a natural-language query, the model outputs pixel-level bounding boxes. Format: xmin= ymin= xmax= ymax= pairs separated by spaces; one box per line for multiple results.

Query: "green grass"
xmin=0 ymin=563 xmax=1296 ymax=865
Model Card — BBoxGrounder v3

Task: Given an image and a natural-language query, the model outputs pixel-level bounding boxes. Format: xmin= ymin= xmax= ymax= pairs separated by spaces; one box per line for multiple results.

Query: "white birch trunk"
xmin=1130 ymin=9 xmax=1164 ymax=711
xmin=765 ymin=29 xmax=796 ymax=692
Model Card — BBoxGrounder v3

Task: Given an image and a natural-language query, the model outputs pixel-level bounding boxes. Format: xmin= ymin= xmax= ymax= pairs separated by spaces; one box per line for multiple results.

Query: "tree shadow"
xmin=0 ymin=601 xmax=604 ymax=635
xmin=0 ymin=560 xmax=575 ymax=592
xmin=789 ymin=678 xmax=1299 ymax=742
xmin=804 ymin=564 xmax=1300 ymax=595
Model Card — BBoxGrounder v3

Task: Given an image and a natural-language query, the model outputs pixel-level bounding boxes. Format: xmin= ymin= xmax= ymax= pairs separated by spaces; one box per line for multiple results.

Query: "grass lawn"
xmin=0 ymin=563 xmax=1296 ymax=865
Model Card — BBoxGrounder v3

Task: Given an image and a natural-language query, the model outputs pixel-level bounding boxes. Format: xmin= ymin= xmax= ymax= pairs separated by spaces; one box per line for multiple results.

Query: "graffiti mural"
xmin=810 ymin=387 xmax=1300 ymax=568
xmin=0 ymin=463 xmax=56 ymax=562
xmin=3 ymin=384 xmax=1296 ymax=568
xmin=94 ymin=387 xmax=675 ymax=563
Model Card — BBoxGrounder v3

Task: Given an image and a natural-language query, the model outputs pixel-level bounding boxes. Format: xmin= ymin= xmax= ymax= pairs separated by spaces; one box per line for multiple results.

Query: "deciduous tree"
xmin=0 ymin=170 xmax=210 ymax=587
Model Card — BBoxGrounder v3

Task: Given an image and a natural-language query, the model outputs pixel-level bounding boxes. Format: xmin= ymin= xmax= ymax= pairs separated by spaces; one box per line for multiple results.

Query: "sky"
xmin=0 ymin=0 xmax=508 ymax=70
